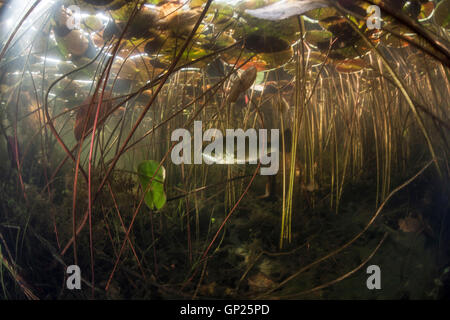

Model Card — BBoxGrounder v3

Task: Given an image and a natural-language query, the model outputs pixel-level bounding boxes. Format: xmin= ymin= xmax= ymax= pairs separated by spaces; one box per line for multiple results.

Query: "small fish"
xmin=201 ymin=129 xmax=291 ymax=164
xmin=227 ymin=66 xmax=257 ymax=104
xmin=398 ymin=215 xmax=423 ymax=233
xmin=202 ymin=145 xmax=279 ymax=165
xmin=158 ymin=8 xmax=202 ymax=36
xmin=74 ymin=91 xmax=114 ymax=141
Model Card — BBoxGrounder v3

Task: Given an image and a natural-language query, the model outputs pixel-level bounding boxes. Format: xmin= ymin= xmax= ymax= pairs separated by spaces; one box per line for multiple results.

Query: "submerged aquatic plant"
xmin=137 ymin=160 xmax=167 ymax=210
xmin=0 ymin=0 xmax=448 ymax=300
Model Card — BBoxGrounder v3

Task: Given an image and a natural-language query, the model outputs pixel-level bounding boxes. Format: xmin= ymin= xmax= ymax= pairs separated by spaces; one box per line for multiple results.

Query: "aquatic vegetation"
xmin=0 ymin=0 xmax=448 ymax=300
xmin=137 ymin=160 xmax=166 ymax=210
xmin=73 ymin=90 xmax=114 ymax=141
xmin=227 ymin=66 xmax=257 ymax=103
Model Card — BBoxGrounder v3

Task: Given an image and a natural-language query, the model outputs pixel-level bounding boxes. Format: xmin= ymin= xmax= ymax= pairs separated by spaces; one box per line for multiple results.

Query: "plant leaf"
xmin=137 ymin=160 xmax=166 ymax=210
xmin=245 ymin=0 xmax=331 ymax=21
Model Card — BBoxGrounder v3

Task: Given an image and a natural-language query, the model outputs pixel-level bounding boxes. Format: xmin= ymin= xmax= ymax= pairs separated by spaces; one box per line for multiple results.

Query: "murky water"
xmin=0 ymin=0 xmax=449 ymax=300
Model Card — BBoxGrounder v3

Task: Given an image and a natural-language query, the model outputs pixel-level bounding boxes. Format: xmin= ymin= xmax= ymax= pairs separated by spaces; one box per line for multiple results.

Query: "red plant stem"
xmin=97 ymin=0 xmax=214 ymax=206
xmin=106 ymin=182 xmax=146 ymax=279
xmin=104 ymin=53 xmax=255 ymax=290
xmin=148 ymin=209 xmax=158 ymax=276
xmin=87 ymin=87 xmax=106 ymax=298
xmin=205 ymin=165 xmax=260 ymax=258
xmin=71 ymin=74 xmax=106 ymax=267
xmin=103 ymin=0 xmax=215 ymax=288
xmin=182 ymin=165 xmax=261 ymax=291
xmin=40 ymin=41 xmax=242 ymax=196
xmin=61 ymin=34 xmax=248 ymax=260
xmin=12 ymin=128 xmax=27 ymax=202
xmin=86 ymin=4 xmax=140 ymax=297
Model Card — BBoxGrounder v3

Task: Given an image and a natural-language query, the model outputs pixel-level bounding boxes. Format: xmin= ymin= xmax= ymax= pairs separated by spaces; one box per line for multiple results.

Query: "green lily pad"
xmin=83 ymin=15 xmax=104 ymax=32
xmin=305 ymin=7 xmax=337 ymax=21
xmin=418 ymin=1 xmax=435 ymax=21
xmin=305 ymin=30 xmax=333 ymax=48
xmin=434 ymin=0 xmax=450 ymax=28
xmin=137 ymin=160 xmax=166 ymax=211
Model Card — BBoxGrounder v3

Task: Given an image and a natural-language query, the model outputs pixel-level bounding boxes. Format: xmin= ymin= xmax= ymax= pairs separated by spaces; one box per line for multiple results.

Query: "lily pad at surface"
xmin=245 ymin=0 xmax=330 ymax=21
xmin=434 ymin=0 xmax=450 ymax=28
xmin=137 ymin=160 xmax=166 ymax=210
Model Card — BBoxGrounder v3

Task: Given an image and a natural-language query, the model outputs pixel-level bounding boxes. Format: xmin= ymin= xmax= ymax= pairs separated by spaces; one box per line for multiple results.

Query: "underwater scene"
xmin=0 ymin=0 xmax=449 ymax=300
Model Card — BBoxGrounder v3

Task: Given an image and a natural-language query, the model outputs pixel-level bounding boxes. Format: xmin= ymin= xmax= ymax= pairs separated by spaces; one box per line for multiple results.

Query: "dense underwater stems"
xmin=257 ymin=160 xmax=434 ymax=298
xmin=103 ymin=0 xmax=220 ymax=289
xmin=365 ymin=0 xmax=450 ymax=65
xmin=106 ymin=181 xmax=146 ymax=279
xmin=281 ymin=16 xmax=307 ymax=249
xmin=60 ymin=47 xmax=248 ymax=258
xmin=372 ymin=97 xmax=381 ymax=206
xmin=181 ymin=60 xmax=267 ymax=289
xmin=26 ymin=40 xmax=61 ymax=249
xmin=86 ymin=2 xmax=144 ymax=295
xmin=43 ymin=45 xmax=107 ymax=191
xmin=104 ymin=153 xmax=163 ymax=291
xmin=339 ymin=7 xmax=443 ymax=179
xmin=97 ymin=0 xmax=214 ymax=220
xmin=333 ymin=123 xmax=339 ymax=212
xmin=87 ymin=74 xmax=115 ymax=298
xmin=71 ymin=59 xmax=110 ymax=268
xmin=0 ymin=239 xmax=38 ymax=300
xmin=196 ymin=164 xmax=261 ymax=270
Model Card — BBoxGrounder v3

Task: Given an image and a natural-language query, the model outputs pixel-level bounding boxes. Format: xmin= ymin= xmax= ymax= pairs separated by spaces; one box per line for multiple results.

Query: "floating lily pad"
xmin=137 ymin=160 xmax=166 ymax=211
xmin=305 ymin=30 xmax=333 ymax=48
xmin=83 ymin=15 xmax=105 ymax=32
xmin=237 ymin=0 xmax=280 ymax=12
xmin=418 ymin=1 xmax=435 ymax=21
xmin=81 ymin=0 xmax=129 ymax=11
xmin=305 ymin=7 xmax=337 ymax=21
xmin=191 ymin=0 xmax=207 ymax=8
xmin=306 ymin=51 xmax=328 ymax=67
xmin=319 ymin=16 xmax=357 ymax=40
xmin=244 ymin=33 xmax=291 ymax=53
xmin=434 ymin=0 xmax=450 ymax=28
xmin=244 ymin=0 xmax=330 ymax=21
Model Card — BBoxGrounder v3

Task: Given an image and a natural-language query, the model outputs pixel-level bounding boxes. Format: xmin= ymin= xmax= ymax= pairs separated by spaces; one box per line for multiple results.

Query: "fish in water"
xmin=74 ymin=91 xmax=114 ymax=141
xmin=201 ymin=143 xmax=280 ymax=165
xmin=227 ymin=66 xmax=257 ymax=104
xmin=201 ymin=128 xmax=291 ymax=165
